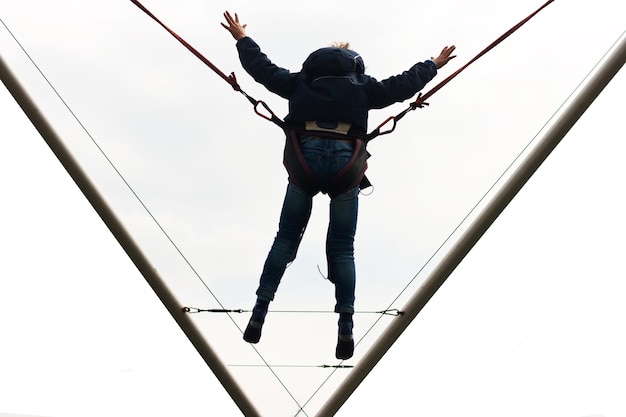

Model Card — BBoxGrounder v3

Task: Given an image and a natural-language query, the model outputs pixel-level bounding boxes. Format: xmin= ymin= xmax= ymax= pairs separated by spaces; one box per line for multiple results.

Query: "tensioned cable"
xmin=0 ymin=16 xmax=233 ymax=326
xmin=0 ymin=17 xmax=309 ymax=414
xmin=1 ymin=18 xmax=218 ymax=304
xmin=299 ymin=28 xmax=626 ymax=413
xmin=183 ymin=307 xmax=402 ymax=316
xmin=229 ymin=364 xmax=354 ymax=369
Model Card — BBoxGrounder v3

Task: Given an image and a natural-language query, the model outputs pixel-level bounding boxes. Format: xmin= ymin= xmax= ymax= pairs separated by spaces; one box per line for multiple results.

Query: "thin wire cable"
xmin=0 ymin=17 xmax=226 ymax=312
xmin=0 ymin=17 xmax=307 ymax=413
xmin=228 ymin=364 xmax=354 ymax=369
xmin=382 ymin=30 xmax=626 ymax=316
xmin=183 ymin=307 xmax=402 ymax=316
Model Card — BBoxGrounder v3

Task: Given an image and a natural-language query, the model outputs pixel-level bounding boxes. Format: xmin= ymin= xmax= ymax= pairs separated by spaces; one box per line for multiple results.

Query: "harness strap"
xmin=130 ymin=0 xmax=284 ymax=129
xmin=284 ymin=130 xmax=319 ymax=196
xmin=284 ymin=130 xmax=370 ymax=197
xmin=327 ymin=139 xmax=369 ymax=196
xmin=366 ymin=0 xmax=555 ymax=142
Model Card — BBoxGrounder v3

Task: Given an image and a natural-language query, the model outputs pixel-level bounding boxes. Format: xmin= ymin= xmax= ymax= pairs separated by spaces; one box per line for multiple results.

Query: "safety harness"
xmin=283 ymin=125 xmax=371 ymax=197
xmin=131 ymin=0 xmax=554 ymax=196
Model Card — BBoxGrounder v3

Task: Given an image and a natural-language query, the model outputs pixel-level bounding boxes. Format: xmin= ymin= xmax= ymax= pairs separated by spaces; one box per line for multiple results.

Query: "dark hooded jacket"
xmin=236 ymin=36 xmax=437 ymax=135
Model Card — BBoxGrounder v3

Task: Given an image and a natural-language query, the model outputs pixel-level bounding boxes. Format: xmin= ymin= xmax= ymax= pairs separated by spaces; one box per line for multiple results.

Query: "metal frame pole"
xmin=316 ymin=34 xmax=626 ymax=417
xmin=1 ymin=54 xmax=262 ymax=417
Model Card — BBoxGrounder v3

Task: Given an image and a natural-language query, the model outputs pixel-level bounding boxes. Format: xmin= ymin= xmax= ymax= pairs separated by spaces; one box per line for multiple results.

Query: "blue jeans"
xmin=256 ymin=137 xmax=358 ymax=313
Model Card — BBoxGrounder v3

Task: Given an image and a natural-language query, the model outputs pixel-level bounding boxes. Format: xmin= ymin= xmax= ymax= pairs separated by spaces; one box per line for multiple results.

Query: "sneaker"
xmin=335 ymin=317 xmax=354 ymax=360
xmin=243 ymin=300 xmax=268 ymax=344
xmin=335 ymin=334 xmax=354 ymax=360
xmin=243 ymin=320 xmax=263 ymax=343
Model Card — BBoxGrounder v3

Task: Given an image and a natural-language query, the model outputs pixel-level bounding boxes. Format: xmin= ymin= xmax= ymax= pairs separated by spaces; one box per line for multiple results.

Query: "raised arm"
xmin=221 ymin=12 xmax=295 ymax=99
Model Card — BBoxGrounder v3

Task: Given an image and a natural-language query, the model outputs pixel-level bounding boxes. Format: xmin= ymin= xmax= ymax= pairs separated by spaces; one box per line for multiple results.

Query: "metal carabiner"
xmin=254 ymin=100 xmax=279 ymax=123
xmin=374 ymin=115 xmax=398 ymax=137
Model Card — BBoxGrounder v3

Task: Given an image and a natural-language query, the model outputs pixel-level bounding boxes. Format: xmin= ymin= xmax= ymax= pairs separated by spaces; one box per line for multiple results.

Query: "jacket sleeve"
xmin=366 ymin=60 xmax=438 ymax=109
xmin=236 ymin=37 xmax=296 ymax=99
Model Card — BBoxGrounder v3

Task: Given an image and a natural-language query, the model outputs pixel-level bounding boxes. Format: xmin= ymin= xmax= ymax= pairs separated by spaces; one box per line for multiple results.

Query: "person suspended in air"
xmin=221 ymin=11 xmax=456 ymax=360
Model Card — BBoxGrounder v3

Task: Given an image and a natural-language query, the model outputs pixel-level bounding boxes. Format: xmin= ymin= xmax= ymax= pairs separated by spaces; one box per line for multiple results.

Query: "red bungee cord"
xmin=130 ymin=0 xmax=237 ymax=88
xmin=130 ymin=0 xmax=284 ymax=126
xmin=366 ymin=0 xmax=555 ymax=141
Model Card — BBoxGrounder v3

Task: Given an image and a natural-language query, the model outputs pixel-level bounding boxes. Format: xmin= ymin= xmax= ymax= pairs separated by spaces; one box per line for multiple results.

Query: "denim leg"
xmin=256 ymin=183 xmax=313 ymax=302
xmin=327 ymin=187 xmax=359 ymax=314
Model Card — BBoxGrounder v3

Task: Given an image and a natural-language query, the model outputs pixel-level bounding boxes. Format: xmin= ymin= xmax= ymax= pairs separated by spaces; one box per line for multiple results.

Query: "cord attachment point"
xmin=411 ymin=92 xmax=430 ymax=109
xmin=228 ymin=72 xmax=240 ymax=91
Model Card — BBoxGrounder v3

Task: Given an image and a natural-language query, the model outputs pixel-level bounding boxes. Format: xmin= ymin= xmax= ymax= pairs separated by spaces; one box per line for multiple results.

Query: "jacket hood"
xmin=302 ymin=47 xmax=365 ymax=77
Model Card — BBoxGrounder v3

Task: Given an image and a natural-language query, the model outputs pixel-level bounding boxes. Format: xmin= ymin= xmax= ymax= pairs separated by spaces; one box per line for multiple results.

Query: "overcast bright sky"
xmin=1 ymin=0 xmax=625 ymax=416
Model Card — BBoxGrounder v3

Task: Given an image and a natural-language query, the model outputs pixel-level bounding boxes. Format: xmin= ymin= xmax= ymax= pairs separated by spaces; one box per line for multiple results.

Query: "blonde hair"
xmin=331 ymin=42 xmax=351 ymax=49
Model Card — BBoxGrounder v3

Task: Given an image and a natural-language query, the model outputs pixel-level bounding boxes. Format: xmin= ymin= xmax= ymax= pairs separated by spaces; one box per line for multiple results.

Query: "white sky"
xmin=1 ymin=0 xmax=625 ymax=416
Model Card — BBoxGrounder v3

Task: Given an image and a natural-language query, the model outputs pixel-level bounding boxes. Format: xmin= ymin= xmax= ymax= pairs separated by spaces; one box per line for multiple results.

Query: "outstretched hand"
xmin=432 ymin=45 xmax=457 ymax=69
xmin=221 ymin=11 xmax=247 ymax=40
